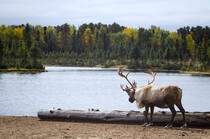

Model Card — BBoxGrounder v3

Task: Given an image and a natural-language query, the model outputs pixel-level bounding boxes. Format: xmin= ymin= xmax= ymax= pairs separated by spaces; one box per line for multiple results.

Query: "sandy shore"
xmin=0 ymin=116 xmax=209 ymax=139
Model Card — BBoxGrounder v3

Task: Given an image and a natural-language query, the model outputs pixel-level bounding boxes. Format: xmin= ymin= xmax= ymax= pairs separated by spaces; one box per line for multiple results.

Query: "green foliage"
xmin=0 ymin=23 xmax=209 ymax=71
xmin=30 ymin=41 xmax=41 ymax=58
xmin=30 ymin=41 xmax=43 ymax=68
xmin=0 ymin=24 xmax=44 ymax=69
xmin=207 ymin=47 xmax=210 ymax=59
xmin=186 ymin=34 xmax=195 ymax=57
xmin=17 ymin=41 xmax=30 ymax=68
xmin=0 ymin=37 xmax=4 ymax=68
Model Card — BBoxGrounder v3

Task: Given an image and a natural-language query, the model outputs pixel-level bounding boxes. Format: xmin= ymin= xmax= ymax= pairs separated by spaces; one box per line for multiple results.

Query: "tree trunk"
xmin=38 ymin=109 xmax=210 ymax=127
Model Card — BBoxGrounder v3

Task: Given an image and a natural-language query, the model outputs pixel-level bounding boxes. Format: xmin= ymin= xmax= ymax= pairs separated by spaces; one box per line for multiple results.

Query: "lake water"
xmin=0 ymin=66 xmax=210 ymax=116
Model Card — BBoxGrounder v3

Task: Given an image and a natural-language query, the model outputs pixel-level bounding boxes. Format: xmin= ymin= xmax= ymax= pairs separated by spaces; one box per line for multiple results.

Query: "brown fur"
xmin=162 ymin=86 xmax=181 ymax=104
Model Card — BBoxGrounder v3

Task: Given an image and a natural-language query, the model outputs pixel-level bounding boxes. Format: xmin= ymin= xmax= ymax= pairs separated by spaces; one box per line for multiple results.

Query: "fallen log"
xmin=38 ymin=109 xmax=210 ymax=127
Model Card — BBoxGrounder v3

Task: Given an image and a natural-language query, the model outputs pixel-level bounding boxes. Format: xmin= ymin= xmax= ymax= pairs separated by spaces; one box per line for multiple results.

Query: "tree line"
xmin=0 ymin=23 xmax=209 ymax=71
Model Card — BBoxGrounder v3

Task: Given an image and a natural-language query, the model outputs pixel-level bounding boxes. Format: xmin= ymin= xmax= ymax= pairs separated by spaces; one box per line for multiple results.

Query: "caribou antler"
xmin=118 ymin=68 xmax=135 ymax=90
xmin=120 ymin=84 xmax=129 ymax=91
xmin=144 ymin=69 xmax=156 ymax=85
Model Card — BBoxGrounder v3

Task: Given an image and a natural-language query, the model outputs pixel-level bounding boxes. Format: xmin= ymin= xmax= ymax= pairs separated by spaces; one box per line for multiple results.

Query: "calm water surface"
xmin=0 ymin=66 xmax=210 ymax=116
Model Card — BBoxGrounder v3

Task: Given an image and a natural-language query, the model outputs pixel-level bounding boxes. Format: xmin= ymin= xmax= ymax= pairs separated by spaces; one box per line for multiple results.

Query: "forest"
xmin=0 ymin=23 xmax=209 ymax=71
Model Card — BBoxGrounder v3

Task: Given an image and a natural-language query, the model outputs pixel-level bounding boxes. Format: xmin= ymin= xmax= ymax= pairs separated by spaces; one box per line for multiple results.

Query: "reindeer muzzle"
xmin=129 ymin=97 xmax=135 ymax=103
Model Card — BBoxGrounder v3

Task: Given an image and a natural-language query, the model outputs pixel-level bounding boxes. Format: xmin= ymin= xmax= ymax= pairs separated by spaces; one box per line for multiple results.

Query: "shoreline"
xmin=0 ymin=68 xmax=47 ymax=73
xmin=0 ymin=116 xmax=209 ymax=138
xmin=180 ymin=70 xmax=210 ymax=76
xmin=45 ymin=64 xmax=210 ymax=76
xmin=1 ymin=65 xmax=210 ymax=76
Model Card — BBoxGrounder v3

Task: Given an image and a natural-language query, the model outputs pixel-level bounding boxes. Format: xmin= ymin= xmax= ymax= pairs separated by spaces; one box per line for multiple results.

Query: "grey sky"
xmin=0 ymin=0 xmax=210 ymax=31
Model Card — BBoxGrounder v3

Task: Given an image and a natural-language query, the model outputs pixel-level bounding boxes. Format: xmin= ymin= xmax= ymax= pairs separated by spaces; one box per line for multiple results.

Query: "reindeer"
xmin=118 ymin=68 xmax=187 ymax=128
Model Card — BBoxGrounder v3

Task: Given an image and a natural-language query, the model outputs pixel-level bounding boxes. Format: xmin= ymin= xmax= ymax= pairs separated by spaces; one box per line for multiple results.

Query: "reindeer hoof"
xmin=164 ymin=124 xmax=173 ymax=128
xmin=146 ymin=123 xmax=153 ymax=127
xmin=180 ymin=123 xmax=187 ymax=128
xmin=141 ymin=123 xmax=149 ymax=127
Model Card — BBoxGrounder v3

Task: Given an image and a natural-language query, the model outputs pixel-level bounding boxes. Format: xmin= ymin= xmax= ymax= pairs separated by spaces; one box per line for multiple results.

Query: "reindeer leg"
xmin=176 ymin=102 xmax=187 ymax=128
xmin=141 ymin=106 xmax=149 ymax=127
xmin=165 ymin=105 xmax=176 ymax=128
xmin=146 ymin=106 xmax=154 ymax=126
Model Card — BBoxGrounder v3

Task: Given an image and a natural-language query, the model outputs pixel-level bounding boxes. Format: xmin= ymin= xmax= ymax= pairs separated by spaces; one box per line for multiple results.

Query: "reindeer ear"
xmin=120 ymin=84 xmax=126 ymax=91
xmin=133 ymin=81 xmax=137 ymax=88
xmin=126 ymin=85 xmax=129 ymax=89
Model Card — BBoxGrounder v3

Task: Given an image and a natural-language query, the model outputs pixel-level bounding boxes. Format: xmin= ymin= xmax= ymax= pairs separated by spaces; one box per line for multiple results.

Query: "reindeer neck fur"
xmin=134 ymin=85 xmax=166 ymax=109
xmin=134 ymin=85 xmax=152 ymax=108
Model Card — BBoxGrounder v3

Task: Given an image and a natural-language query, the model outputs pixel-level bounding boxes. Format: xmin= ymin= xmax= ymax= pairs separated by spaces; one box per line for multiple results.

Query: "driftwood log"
xmin=38 ymin=109 xmax=210 ymax=127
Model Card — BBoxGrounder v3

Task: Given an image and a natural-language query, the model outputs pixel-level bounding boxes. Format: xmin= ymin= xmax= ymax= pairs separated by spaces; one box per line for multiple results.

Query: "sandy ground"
xmin=0 ymin=116 xmax=209 ymax=139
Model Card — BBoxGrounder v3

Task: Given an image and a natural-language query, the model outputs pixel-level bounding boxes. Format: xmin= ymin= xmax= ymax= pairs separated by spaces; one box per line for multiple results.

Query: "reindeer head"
xmin=118 ymin=68 xmax=137 ymax=103
xmin=118 ymin=68 xmax=156 ymax=103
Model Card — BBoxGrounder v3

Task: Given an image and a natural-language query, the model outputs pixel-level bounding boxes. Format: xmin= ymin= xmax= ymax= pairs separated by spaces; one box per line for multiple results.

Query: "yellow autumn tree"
xmin=83 ymin=28 xmax=95 ymax=52
xmin=57 ymin=32 xmax=62 ymax=49
xmin=151 ymin=26 xmax=161 ymax=48
xmin=169 ymin=32 xmax=178 ymax=41
xmin=14 ymin=27 xmax=23 ymax=39
xmin=186 ymin=33 xmax=195 ymax=57
xmin=36 ymin=26 xmax=45 ymax=43
xmin=122 ymin=28 xmax=138 ymax=45
xmin=177 ymin=33 xmax=183 ymax=48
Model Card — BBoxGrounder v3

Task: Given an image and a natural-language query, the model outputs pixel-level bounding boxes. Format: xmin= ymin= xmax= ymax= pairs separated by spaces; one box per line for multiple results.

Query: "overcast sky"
xmin=0 ymin=0 xmax=210 ymax=31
